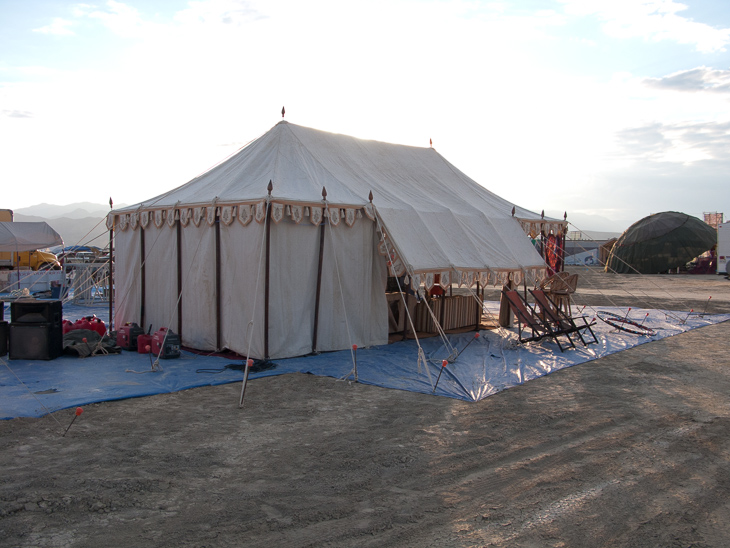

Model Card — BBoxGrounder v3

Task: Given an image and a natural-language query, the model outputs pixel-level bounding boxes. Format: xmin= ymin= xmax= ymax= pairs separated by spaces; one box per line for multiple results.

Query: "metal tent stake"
xmin=63 ymin=407 xmax=84 ymax=437
xmin=432 ymin=359 xmax=448 ymax=393
xmin=239 ymin=359 xmax=254 ymax=407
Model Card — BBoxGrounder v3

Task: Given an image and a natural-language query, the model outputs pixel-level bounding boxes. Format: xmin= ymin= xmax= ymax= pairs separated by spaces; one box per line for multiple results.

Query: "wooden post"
xmin=176 ymin=219 xmax=182 ymax=336
xmin=215 ymin=209 xmax=222 ymax=351
xmin=312 ymin=187 xmax=327 ymax=353
xmin=140 ymin=225 xmax=146 ymax=329
xmin=475 ymin=280 xmax=481 ymax=328
xmin=264 ymin=181 xmax=273 ymax=360
xmin=108 ymin=198 xmax=114 ymax=332
xmin=498 ymin=276 xmax=513 ymax=327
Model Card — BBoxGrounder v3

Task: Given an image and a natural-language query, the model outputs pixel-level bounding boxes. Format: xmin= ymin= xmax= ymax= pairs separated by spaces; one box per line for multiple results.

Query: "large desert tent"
xmin=109 ymin=121 xmax=565 ymax=359
xmin=605 ymin=211 xmax=717 ymax=274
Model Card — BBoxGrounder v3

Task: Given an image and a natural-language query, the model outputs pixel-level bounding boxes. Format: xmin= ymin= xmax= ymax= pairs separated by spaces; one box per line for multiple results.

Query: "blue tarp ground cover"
xmin=1 ymin=300 xmax=728 ymax=419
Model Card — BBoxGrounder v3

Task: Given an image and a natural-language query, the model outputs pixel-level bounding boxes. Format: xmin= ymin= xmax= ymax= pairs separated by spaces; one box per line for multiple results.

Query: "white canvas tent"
xmin=110 ymin=121 xmax=564 ymax=359
xmin=0 ymin=222 xmax=63 ymax=252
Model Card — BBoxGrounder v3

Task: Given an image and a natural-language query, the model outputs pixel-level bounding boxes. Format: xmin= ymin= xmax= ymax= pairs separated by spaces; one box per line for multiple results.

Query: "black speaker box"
xmin=0 ymin=321 xmax=7 ymax=357
xmin=9 ymin=322 xmax=63 ymax=360
xmin=11 ymin=300 xmax=62 ymax=325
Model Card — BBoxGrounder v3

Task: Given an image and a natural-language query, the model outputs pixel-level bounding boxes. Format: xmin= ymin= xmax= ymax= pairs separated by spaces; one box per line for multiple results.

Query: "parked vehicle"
xmin=0 ymin=209 xmax=62 ymax=271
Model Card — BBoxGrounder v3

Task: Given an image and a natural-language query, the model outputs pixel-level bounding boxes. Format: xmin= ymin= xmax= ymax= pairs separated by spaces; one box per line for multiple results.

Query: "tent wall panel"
xmin=180 ymin=223 xmax=217 ymax=351
xmin=267 ymin=218 xmax=320 ymax=359
xmin=219 ymin=221 xmax=266 ymax=358
xmin=316 ymin=217 xmax=388 ymax=352
xmin=141 ymin=224 xmax=179 ymax=335
xmin=114 ymin=228 xmax=141 ymax=328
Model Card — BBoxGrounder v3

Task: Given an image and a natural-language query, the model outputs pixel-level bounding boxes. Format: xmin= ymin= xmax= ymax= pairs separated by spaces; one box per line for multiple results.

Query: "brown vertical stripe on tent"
xmin=109 ymin=222 xmax=114 ymax=332
xmin=264 ymin=202 xmax=271 ymax=360
xmin=215 ymin=213 xmax=221 ymax=351
xmin=140 ymin=227 xmax=146 ymax=330
xmin=176 ymin=220 xmax=182 ymax=337
xmin=312 ymin=217 xmax=326 ymax=353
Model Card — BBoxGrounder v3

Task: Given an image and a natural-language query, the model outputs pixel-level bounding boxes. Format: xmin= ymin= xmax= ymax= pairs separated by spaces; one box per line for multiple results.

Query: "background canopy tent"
xmin=605 ymin=211 xmax=717 ymax=274
xmin=0 ymin=222 xmax=63 ymax=252
xmin=111 ymin=121 xmax=563 ymax=359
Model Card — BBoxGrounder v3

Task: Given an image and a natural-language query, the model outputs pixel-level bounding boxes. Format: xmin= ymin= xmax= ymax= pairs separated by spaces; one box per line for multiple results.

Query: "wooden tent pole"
xmin=176 ymin=218 xmax=182 ymax=336
xmin=312 ymin=187 xmax=327 ymax=353
xmin=140 ymin=225 xmax=146 ymax=329
xmin=264 ymin=181 xmax=273 ymax=360
xmin=215 ymin=209 xmax=222 ymax=351
xmin=108 ymin=198 xmax=114 ymax=332
xmin=475 ymin=280 xmax=481 ymax=328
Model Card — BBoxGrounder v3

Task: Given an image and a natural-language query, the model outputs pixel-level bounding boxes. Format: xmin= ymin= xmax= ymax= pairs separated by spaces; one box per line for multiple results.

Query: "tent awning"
xmin=0 ymin=222 xmax=64 ymax=252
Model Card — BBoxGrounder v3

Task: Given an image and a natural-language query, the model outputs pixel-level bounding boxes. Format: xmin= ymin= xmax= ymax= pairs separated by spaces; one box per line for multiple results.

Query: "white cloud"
xmin=560 ymin=0 xmax=730 ymax=53
xmin=75 ymin=0 xmax=156 ymax=38
xmin=4 ymin=0 xmax=730 ymax=221
xmin=644 ymin=67 xmax=730 ymax=93
xmin=33 ymin=17 xmax=76 ymax=36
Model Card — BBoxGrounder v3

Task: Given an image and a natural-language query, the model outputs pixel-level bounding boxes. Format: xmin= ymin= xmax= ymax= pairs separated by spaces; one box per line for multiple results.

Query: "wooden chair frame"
xmin=529 ymin=289 xmax=598 ymax=347
xmin=501 ymin=289 xmax=574 ymax=352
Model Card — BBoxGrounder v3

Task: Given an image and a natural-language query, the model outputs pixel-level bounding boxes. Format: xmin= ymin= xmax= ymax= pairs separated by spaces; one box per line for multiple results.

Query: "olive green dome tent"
xmin=605 ymin=212 xmax=717 ymax=274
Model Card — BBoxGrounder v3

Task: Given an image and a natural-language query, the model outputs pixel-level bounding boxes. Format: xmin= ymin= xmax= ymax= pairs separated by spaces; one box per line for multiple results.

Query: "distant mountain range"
xmin=9 ymin=202 xmax=128 ymax=249
xmin=545 ymin=210 xmax=630 ymax=234
xmin=14 ymin=202 xmax=122 ymax=220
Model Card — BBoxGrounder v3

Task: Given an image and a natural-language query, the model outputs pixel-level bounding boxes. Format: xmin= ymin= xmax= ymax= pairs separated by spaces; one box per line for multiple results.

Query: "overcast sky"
xmin=1 ymin=0 xmax=729 ymax=231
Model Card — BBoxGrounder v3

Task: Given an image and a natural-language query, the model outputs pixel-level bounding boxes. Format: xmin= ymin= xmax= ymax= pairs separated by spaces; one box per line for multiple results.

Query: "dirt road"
xmin=2 ymin=270 xmax=730 ymax=547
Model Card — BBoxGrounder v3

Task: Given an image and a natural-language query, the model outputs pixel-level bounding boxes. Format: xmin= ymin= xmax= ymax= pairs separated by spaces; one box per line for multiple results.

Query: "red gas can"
xmin=137 ymin=334 xmax=152 ymax=354
xmin=62 ymin=320 xmax=75 ymax=334
xmin=85 ymin=315 xmax=107 ymax=337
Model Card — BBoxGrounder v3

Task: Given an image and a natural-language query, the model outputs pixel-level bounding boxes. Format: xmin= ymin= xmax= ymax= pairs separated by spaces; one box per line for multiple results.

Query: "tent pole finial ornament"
xmin=541 ymin=210 xmax=544 ymax=219
xmin=281 ymin=106 xmax=285 ymax=118
xmin=429 ymin=138 xmax=432 ymax=148
xmin=322 ymin=186 xmax=327 ymax=200
xmin=369 ymin=191 xmax=373 ymax=203
xmin=511 ymin=206 xmax=515 ymax=217
xmin=109 ymin=197 xmax=113 ymax=209
xmin=267 ymin=180 xmax=273 ymax=195
xmin=564 ymin=211 xmax=567 ymax=221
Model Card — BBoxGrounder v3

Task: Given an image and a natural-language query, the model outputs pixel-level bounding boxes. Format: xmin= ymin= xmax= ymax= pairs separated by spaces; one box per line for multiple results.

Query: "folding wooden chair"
xmin=530 ymin=289 xmax=598 ymax=347
xmin=540 ymin=272 xmax=578 ymax=317
xmin=501 ymin=289 xmax=574 ymax=352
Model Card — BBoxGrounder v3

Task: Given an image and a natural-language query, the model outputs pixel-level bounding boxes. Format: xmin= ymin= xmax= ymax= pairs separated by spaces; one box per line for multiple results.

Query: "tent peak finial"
xmin=429 ymin=138 xmax=432 ymax=148
xmin=511 ymin=206 xmax=515 ymax=217
xmin=267 ymin=180 xmax=273 ymax=195
xmin=368 ymin=191 xmax=373 ymax=203
xmin=322 ymin=186 xmax=327 ymax=200
xmin=281 ymin=106 xmax=285 ymax=119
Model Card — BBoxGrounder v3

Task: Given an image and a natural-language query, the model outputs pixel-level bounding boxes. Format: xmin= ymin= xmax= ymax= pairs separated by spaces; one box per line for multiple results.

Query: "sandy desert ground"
xmin=2 ymin=268 xmax=730 ymax=548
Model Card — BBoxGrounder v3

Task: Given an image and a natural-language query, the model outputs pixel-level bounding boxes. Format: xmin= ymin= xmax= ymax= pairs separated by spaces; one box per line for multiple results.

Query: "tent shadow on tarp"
xmin=1 ymin=303 xmax=729 ymax=420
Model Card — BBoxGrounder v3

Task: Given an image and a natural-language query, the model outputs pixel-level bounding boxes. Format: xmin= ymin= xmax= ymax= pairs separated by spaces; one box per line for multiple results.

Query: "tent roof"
xmin=115 ymin=121 xmax=558 ymax=275
xmin=0 ymin=222 xmax=63 ymax=252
